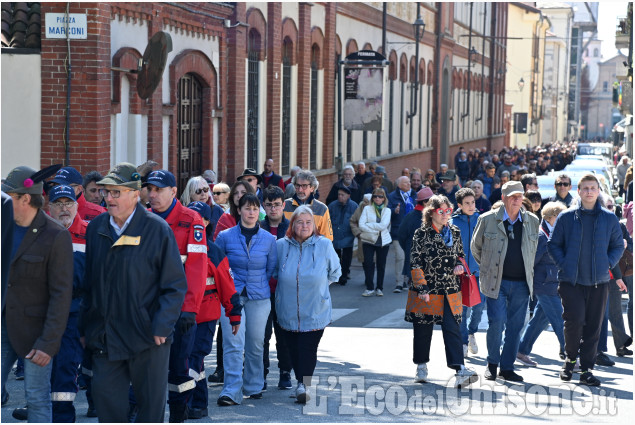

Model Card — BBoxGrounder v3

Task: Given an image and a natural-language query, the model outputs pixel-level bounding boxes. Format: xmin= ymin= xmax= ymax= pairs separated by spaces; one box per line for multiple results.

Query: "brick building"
xmin=2 ymin=2 xmax=509 ymax=190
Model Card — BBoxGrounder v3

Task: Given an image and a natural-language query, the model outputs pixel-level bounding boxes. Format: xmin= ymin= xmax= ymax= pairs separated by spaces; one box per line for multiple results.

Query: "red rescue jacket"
xmin=77 ymin=193 xmax=106 ymax=222
xmin=199 ymin=241 xmax=242 ymax=324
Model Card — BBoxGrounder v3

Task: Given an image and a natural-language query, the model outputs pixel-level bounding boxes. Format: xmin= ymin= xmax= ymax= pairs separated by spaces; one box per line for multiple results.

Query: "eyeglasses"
xmin=50 ymin=201 xmax=76 ymax=209
xmin=213 ymin=191 xmax=227 ymax=196
xmin=555 ymin=182 xmax=570 ymax=187
xmin=435 ymin=207 xmax=453 ymax=215
xmin=264 ymin=202 xmax=283 ymax=209
xmin=99 ymin=188 xmax=133 ymax=199
xmin=294 ymin=183 xmax=311 ymax=190
xmin=372 ymin=195 xmax=385 ymax=199
xmin=507 ymin=224 xmax=515 ymax=240
xmin=195 ymin=187 xmax=209 ymax=195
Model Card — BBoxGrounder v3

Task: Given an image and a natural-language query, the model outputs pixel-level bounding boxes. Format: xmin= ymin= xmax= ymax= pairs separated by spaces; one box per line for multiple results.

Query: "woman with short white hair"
xmin=180 ymin=176 xmax=211 ymax=206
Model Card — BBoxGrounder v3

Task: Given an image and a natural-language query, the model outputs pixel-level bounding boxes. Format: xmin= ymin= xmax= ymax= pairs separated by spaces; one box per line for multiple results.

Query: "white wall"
xmin=1 ymin=53 xmax=41 ymax=175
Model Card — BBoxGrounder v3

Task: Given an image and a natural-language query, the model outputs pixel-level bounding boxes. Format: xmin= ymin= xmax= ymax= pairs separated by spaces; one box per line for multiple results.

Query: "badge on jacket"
xmin=193 ymin=224 xmax=204 ymax=242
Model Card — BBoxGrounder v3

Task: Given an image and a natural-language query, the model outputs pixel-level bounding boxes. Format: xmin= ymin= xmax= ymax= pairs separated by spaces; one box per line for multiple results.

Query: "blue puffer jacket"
xmin=275 ymin=235 xmax=341 ymax=331
xmin=450 ymin=209 xmax=480 ymax=276
xmin=548 ymin=201 xmax=624 ymax=285
xmin=215 ymin=224 xmax=277 ymax=300
xmin=328 ymin=199 xmax=359 ymax=249
xmin=533 ymin=220 xmax=558 ymax=297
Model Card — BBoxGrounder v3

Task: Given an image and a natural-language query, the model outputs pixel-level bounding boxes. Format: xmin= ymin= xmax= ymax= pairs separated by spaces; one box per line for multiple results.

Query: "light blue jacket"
xmin=215 ymin=224 xmax=277 ymax=300
xmin=275 ymin=235 xmax=342 ymax=332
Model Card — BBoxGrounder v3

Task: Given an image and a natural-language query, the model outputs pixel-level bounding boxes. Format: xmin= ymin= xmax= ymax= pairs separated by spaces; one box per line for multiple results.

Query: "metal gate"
xmin=177 ymin=73 xmax=203 ymax=192
xmin=247 ymin=30 xmax=260 ymax=170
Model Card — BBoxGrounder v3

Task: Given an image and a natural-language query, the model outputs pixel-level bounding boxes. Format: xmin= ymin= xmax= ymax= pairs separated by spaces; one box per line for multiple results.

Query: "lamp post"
xmin=407 ymin=4 xmax=425 ymax=122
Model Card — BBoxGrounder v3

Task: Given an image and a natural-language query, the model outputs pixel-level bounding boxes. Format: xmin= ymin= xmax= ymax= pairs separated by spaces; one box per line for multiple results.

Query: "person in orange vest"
xmin=50 ymin=166 xmax=106 ymax=222
xmin=144 ymin=170 xmax=207 ymax=422
xmin=185 ymin=201 xmax=242 ymax=419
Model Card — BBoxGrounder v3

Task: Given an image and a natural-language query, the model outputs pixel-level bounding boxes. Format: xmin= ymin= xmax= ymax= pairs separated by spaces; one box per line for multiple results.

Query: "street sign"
xmin=45 ymin=13 xmax=87 ymax=39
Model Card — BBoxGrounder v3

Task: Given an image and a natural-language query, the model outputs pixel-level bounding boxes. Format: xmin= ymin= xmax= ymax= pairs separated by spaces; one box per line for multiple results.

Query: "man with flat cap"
xmin=144 ymin=169 xmax=208 ymax=422
xmin=50 ymin=166 xmax=106 ymax=222
xmin=1 ymin=166 xmax=74 ymax=422
xmin=80 ymin=163 xmax=187 ymax=423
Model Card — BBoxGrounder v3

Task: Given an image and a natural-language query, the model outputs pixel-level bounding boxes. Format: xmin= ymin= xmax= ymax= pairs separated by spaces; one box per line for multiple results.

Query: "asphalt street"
xmin=2 ymin=247 xmax=633 ymax=423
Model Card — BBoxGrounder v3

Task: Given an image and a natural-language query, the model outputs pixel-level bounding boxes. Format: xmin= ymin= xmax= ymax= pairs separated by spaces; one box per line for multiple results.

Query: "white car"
xmin=536 ymin=171 xmax=611 ymax=202
xmin=564 ymin=160 xmax=614 ymax=190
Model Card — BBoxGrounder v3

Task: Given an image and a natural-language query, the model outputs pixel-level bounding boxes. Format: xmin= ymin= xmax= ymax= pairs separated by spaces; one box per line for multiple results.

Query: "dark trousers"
xmin=264 ymin=296 xmax=292 ymax=377
xmin=80 ymin=350 xmax=93 ymax=409
xmin=92 ymin=343 xmax=170 ymax=423
xmin=559 ymin=281 xmax=609 ymax=371
xmin=412 ymin=297 xmax=464 ymax=369
xmin=599 ymin=281 xmax=632 ymax=352
xmin=51 ymin=312 xmax=83 ymax=423
xmin=281 ymin=329 xmax=324 ymax=386
xmin=335 ymin=247 xmax=353 ymax=283
xmin=189 ymin=320 xmax=216 ymax=410
xmin=362 ymin=243 xmax=390 ymax=291
xmin=215 ymin=323 xmax=223 ymax=371
xmin=168 ymin=322 xmax=197 ymax=406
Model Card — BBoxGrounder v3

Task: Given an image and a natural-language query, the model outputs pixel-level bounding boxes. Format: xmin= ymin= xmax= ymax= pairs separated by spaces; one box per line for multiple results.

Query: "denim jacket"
xmin=275 ymin=235 xmax=341 ymax=331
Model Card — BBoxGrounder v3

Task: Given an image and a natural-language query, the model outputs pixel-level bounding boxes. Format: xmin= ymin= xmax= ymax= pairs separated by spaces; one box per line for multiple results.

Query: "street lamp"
xmin=518 ymin=77 xmax=525 ymax=92
xmin=407 ymin=6 xmax=426 ymax=122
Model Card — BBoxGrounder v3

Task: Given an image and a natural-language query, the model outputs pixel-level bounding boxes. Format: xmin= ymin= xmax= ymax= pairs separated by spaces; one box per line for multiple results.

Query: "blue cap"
xmin=48 ymin=184 xmax=77 ymax=203
xmin=187 ymin=201 xmax=212 ymax=221
xmin=51 ymin=166 xmax=83 ymax=186
xmin=143 ymin=170 xmax=176 ymax=188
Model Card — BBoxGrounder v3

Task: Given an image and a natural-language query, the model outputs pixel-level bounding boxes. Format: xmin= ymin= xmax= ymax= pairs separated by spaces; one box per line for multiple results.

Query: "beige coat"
xmin=470 ymin=207 xmax=540 ymax=299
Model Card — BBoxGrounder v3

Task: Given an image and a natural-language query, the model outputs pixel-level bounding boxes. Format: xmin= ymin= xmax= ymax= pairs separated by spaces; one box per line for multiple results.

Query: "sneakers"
xmin=484 ymin=363 xmax=497 ymax=381
xmin=595 ymin=352 xmax=615 ymax=366
xmin=516 ymin=353 xmax=538 ymax=367
xmin=498 ymin=370 xmax=524 ymax=382
xmin=362 ymin=289 xmax=375 ymax=297
xmin=217 ymin=395 xmax=238 ymax=406
xmin=454 ymin=366 xmax=479 ymax=388
xmin=376 ymin=289 xmax=384 ymax=297
xmin=208 ymin=368 xmax=224 ymax=384
xmin=415 ymin=363 xmax=428 ymax=383
xmin=393 ymin=285 xmax=402 ymax=293
xmin=296 ymin=383 xmax=309 ymax=403
xmin=12 ymin=407 xmax=27 ymax=421
xmin=559 ymin=349 xmax=566 ymax=360
xmin=617 ymin=346 xmax=633 ymax=357
xmin=468 ymin=334 xmax=478 ymax=354
xmin=187 ymin=408 xmax=208 ymax=419
xmin=278 ymin=370 xmax=293 ymax=389
xmin=560 ymin=359 xmax=576 ymax=381
xmin=579 ymin=371 xmax=601 ymax=386
xmin=248 ymin=392 xmax=263 ymax=399
xmin=463 ymin=344 xmax=469 ymax=357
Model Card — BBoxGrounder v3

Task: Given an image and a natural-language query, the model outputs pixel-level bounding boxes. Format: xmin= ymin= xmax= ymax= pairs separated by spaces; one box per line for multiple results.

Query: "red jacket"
xmin=213 ymin=213 xmax=236 ymax=241
xmin=67 ymin=213 xmax=88 ymax=248
xmin=164 ymin=201 xmax=208 ymax=314
xmin=199 ymin=241 xmax=242 ymax=324
xmin=77 ymin=193 xmax=106 ymax=222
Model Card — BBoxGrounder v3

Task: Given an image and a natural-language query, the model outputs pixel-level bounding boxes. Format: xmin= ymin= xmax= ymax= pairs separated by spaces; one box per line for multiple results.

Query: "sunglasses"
xmin=372 ymin=195 xmax=385 ymax=199
xmin=195 ymin=187 xmax=209 ymax=195
xmin=555 ymin=182 xmax=570 ymax=187
xmin=435 ymin=207 xmax=453 ymax=215
xmin=213 ymin=191 xmax=227 ymax=196
xmin=507 ymin=224 xmax=515 ymax=240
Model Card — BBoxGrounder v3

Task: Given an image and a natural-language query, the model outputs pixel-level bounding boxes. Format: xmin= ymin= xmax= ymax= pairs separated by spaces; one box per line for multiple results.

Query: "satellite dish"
xmin=136 ymin=31 xmax=173 ymax=100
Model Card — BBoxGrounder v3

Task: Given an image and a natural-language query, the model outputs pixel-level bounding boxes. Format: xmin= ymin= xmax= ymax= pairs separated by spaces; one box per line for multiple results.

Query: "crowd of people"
xmin=1 ymin=140 xmax=633 ymax=422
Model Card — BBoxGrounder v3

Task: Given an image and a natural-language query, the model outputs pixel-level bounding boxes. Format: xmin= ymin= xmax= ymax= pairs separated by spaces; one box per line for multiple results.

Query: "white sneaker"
xmin=463 ymin=344 xmax=469 ymax=357
xmin=454 ymin=366 xmax=478 ymax=388
xmin=296 ymin=383 xmax=309 ymax=403
xmin=362 ymin=289 xmax=375 ymax=297
xmin=415 ymin=364 xmax=428 ymax=383
xmin=516 ymin=353 xmax=538 ymax=367
xmin=376 ymin=289 xmax=384 ymax=296
xmin=468 ymin=334 xmax=478 ymax=354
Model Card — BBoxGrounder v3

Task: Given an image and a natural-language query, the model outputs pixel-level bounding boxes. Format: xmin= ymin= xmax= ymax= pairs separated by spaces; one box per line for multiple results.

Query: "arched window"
xmin=247 ymin=29 xmax=261 ymax=170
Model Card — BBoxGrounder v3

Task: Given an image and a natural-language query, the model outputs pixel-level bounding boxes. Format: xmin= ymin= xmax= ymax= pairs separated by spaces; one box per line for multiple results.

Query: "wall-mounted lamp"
xmin=518 ymin=77 xmax=525 ymax=92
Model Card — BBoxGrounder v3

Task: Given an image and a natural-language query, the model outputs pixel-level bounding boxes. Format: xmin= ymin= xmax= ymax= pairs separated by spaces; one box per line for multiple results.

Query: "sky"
xmin=596 ymin=1 xmax=630 ymax=60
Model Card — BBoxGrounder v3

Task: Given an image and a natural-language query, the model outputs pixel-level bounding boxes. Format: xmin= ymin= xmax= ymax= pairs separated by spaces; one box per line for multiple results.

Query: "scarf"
xmin=433 ymin=223 xmax=453 ymax=247
xmin=401 ymin=190 xmax=414 ymax=215
xmin=373 ymin=203 xmax=384 ymax=219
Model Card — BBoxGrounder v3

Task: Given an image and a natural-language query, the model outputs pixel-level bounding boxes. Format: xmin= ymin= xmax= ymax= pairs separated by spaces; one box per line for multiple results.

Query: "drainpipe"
xmin=64 ymin=2 xmax=72 ymax=165
xmin=461 ymin=2 xmax=473 ymax=120
xmin=476 ymin=3 xmax=486 ymax=123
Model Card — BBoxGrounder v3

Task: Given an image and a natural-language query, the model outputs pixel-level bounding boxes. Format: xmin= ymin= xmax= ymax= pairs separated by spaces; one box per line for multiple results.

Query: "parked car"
xmin=536 ymin=171 xmax=612 ymax=202
xmin=564 ymin=160 xmax=614 ymax=190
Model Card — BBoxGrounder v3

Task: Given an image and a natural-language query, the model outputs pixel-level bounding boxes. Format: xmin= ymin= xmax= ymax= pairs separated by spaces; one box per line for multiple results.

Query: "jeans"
xmin=1 ymin=318 xmax=53 ymax=422
xmin=391 ymin=240 xmax=405 ymax=285
xmin=362 ymin=243 xmax=390 ymax=291
xmin=518 ymin=294 xmax=565 ymax=356
xmin=219 ymin=296 xmax=271 ymax=403
xmin=485 ymin=279 xmax=530 ymax=371
xmin=281 ymin=329 xmax=324 ymax=385
xmin=413 ymin=297 xmax=464 ymax=369
xmin=598 ymin=280 xmax=632 ymax=352
xmin=626 ymin=275 xmax=633 ymax=337
xmin=460 ymin=277 xmax=485 ymax=344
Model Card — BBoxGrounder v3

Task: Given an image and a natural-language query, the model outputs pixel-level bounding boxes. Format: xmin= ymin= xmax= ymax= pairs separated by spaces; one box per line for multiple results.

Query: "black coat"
xmin=80 ymin=203 xmax=187 ymax=361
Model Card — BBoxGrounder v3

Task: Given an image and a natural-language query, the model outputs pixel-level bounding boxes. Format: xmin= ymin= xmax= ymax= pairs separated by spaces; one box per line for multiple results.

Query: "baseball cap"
xmin=501 ymin=181 xmax=524 ymax=197
xmin=143 ymin=170 xmax=177 ymax=188
xmin=97 ymin=162 xmax=142 ymax=190
xmin=48 ymin=185 xmax=77 ymax=203
xmin=416 ymin=187 xmax=434 ymax=202
xmin=187 ymin=201 xmax=212 ymax=221
xmin=51 ymin=166 xmax=83 ymax=186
